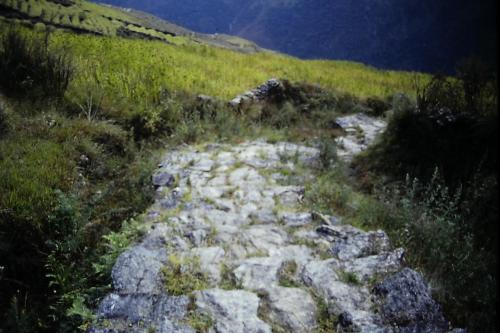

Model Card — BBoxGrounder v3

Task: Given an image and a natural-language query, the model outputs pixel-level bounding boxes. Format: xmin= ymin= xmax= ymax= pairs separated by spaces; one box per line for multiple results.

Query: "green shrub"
xmin=0 ymin=28 xmax=73 ymax=98
xmin=162 ymin=254 xmax=208 ymax=296
xmin=317 ymin=135 xmax=338 ymax=170
xmin=0 ymin=106 xmax=155 ymax=332
xmin=0 ymin=102 xmax=7 ymax=136
xmin=363 ymin=96 xmax=390 ymax=116
xmin=305 ymin=168 xmax=352 ymax=215
xmin=352 ymin=64 xmax=497 ymax=331
xmin=0 ymin=138 xmax=76 ymax=224
xmin=395 ymin=172 xmax=496 ymax=332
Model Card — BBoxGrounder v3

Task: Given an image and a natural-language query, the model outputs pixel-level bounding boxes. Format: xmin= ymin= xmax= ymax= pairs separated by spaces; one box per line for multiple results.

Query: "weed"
xmin=305 ymin=169 xmax=352 ymax=215
xmin=183 ymin=294 xmax=214 ymax=332
xmin=0 ymin=28 xmax=73 ymax=98
xmin=317 ymin=136 xmax=337 ymax=170
xmin=315 ymin=296 xmax=337 ymax=333
xmin=93 ymin=218 xmax=147 ymax=278
xmin=219 ymin=263 xmax=242 ymax=290
xmin=278 ymin=261 xmax=300 ymax=288
xmin=162 ymin=254 xmax=209 ymax=296
xmin=339 ymin=271 xmax=361 ymax=285
xmin=0 ymin=102 xmax=7 ymax=136
xmin=246 ymin=249 xmax=269 ymax=258
xmin=185 ymin=311 xmax=213 ymax=333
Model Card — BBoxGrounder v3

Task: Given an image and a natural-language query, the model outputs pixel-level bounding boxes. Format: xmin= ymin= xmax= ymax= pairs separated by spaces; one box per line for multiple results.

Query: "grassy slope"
xmin=62 ymin=32 xmax=427 ymax=104
xmin=0 ymin=0 xmax=429 ymax=111
xmin=0 ymin=0 xmax=264 ymax=52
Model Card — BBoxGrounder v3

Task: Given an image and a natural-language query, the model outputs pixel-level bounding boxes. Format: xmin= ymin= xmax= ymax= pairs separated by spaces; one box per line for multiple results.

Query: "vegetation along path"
xmin=90 ymin=114 xmax=462 ymax=333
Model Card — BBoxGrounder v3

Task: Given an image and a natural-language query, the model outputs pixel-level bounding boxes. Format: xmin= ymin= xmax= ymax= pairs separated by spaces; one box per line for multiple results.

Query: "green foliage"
xmin=401 ymin=172 xmax=496 ymax=331
xmin=2 ymin=296 xmax=39 ymax=333
xmin=278 ymin=261 xmax=300 ymax=288
xmin=317 ymin=135 xmax=338 ymax=170
xmin=339 ymin=270 xmax=360 ymax=285
xmin=66 ymin=296 xmax=95 ymax=329
xmin=24 ymin=24 xmax=424 ymax=112
xmin=93 ymin=218 xmax=147 ymax=278
xmin=315 ymin=296 xmax=337 ymax=333
xmin=162 ymin=254 xmax=209 ymax=296
xmin=356 ymin=170 xmax=497 ymax=332
xmin=0 ymin=98 xmax=156 ymax=332
xmin=0 ymin=138 xmax=76 ymax=224
xmin=363 ymin=96 xmax=390 ymax=116
xmin=0 ymin=102 xmax=8 ymax=136
xmin=185 ymin=302 xmax=214 ymax=333
xmin=305 ymin=167 xmax=352 ymax=215
xmin=356 ymin=75 xmax=497 ymax=188
xmin=354 ymin=64 xmax=498 ymax=331
xmin=0 ymin=28 xmax=73 ymax=98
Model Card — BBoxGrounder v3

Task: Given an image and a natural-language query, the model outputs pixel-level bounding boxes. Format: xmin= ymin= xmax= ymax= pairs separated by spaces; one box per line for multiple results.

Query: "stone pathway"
xmin=335 ymin=113 xmax=387 ymax=161
xmin=90 ymin=115 xmax=459 ymax=333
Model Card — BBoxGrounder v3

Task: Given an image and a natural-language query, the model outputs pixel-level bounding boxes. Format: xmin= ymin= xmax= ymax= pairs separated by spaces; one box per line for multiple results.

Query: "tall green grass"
xmin=58 ymin=32 xmax=426 ymax=106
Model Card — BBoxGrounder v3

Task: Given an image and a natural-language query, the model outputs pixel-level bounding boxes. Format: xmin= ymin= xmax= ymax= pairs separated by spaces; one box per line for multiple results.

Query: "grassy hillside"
xmin=0 ymin=0 xmax=429 ymax=109
xmin=60 ymin=32 xmax=427 ymax=106
xmin=0 ymin=0 xmax=264 ymax=52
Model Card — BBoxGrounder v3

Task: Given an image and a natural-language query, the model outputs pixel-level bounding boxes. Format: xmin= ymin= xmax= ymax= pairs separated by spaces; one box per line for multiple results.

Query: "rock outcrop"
xmin=90 ymin=118 xmax=461 ymax=332
xmin=230 ymin=78 xmax=284 ymax=106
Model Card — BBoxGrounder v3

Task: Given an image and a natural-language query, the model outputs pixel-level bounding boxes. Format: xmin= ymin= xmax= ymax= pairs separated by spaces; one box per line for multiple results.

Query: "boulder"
xmin=92 ymin=293 xmax=194 ymax=333
xmin=373 ymin=268 xmax=449 ymax=332
xmin=316 ymin=225 xmax=391 ymax=260
xmin=260 ymin=287 xmax=318 ymax=333
xmin=195 ymin=289 xmax=272 ymax=333
xmin=152 ymin=171 xmax=175 ymax=187
xmin=111 ymin=245 xmax=168 ymax=294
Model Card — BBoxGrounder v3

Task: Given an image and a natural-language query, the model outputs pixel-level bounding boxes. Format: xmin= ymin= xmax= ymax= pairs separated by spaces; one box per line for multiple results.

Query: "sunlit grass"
xmin=50 ymin=30 xmax=428 ymax=113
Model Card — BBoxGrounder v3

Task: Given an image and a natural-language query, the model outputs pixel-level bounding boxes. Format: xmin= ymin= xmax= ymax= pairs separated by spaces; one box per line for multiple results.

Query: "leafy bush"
xmin=0 ymin=102 xmax=7 ymax=136
xmin=0 ymin=105 xmax=156 ymax=332
xmin=356 ymin=69 xmax=497 ymax=187
xmin=305 ymin=167 xmax=352 ymax=215
xmin=368 ymin=172 xmax=497 ymax=332
xmin=354 ymin=62 xmax=498 ymax=332
xmin=162 ymin=255 xmax=208 ymax=296
xmin=363 ymin=96 xmax=390 ymax=116
xmin=317 ymin=135 xmax=338 ymax=170
xmin=0 ymin=29 xmax=73 ymax=98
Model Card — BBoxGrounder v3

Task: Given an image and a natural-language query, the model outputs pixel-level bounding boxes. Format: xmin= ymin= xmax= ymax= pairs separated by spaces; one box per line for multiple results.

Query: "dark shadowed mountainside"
xmin=95 ymin=0 xmax=497 ymax=73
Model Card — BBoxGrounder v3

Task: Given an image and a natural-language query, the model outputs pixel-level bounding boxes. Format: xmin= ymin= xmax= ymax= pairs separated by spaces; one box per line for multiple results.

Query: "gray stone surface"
xmin=280 ymin=212 xmax=313 ymax=227
xmin=335 ymin=113 xmax=387 ymax=161
xmin=230 ymin=78 xmax=283 ymax=106
xmin=195 ymin=289 xmax=272 ymax=333
xmin=111 ymin=245 xmax=168 ymax=294
xmin=93 ymin=293 xmax=194 ymax=333
xmin=373 ymin=268 xmax=450 ymax=332
xmin=152 ymin=171 xmax=175 ymax=187
xmin=92 ymin=137 xmax=461 ymax=333
xmin=261 ymin=287 xmax=318 ymax=333
xmin=234 ymin=256 xmax=284 ymax=290
xmin=316 ymin=224 xmax=392 ymax=260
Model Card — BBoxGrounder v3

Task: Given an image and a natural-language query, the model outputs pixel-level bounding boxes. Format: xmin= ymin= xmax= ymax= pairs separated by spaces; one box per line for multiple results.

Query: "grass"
xmin=162 ymin=254 xmax=209 ymax=296
xmin=0 ymin=137 xmax=76 ymax=224
xmin=0 ymin=97 xmax=157 ymax=332
xmin=315 ymin=296 xmax=337 ymax=333
xmin=218 ymin=263 xmax=242 ymax=290
xmin=278 ymin=261 xmax=300 ymax=288
xmin=338 ymin=271 xmax=361 ymax=286
xmin=1 ymin=19 xmax=428 ymax=118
